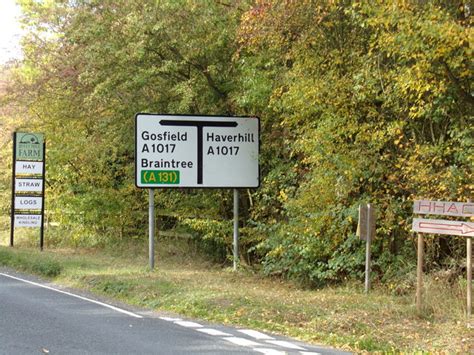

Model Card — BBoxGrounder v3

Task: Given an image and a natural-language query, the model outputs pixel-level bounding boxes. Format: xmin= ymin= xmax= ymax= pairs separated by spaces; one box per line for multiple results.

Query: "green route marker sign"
xmin=15 ymin=132 xmax=44 ymax=161
xmin=140 ymin=170 xmax=180 ymax=185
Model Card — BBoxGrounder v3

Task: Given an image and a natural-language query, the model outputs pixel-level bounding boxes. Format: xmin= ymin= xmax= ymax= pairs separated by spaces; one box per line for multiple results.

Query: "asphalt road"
xmin=0 ymin=270 xmax=350 ymax=355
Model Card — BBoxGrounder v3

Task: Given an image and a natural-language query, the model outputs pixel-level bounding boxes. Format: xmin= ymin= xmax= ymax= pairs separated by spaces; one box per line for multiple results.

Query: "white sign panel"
xmin=412 ymin=218 xmax=474 ymax=237
xmin=14 ymin=196 xmax=43 ymax=211
xmin=15 ymin=161 xmax=43 ymax=175
xmin=15 ymin=178 xmax=43 ymax=193
xmin=135 ymin=114 xmax=259 ymax=188
xmin=14 ymin=214 xmax=42 ymax=228
xmin=413 ymin=200 xmax=474 ymax=217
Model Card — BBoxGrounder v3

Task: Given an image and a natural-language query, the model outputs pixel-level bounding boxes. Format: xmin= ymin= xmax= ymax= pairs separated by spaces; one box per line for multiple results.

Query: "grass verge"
xmin=0 ymin=240 xmax=472 ymax=353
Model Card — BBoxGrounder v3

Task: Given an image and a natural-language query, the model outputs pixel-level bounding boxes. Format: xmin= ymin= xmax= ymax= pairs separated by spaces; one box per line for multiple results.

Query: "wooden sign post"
xmin=412 ymin=200 xmax=473 ymax=323
xmin=467 ymin=235 xmax=472 ymax=327
xmin=416 ymin=233 xmax=424 ymax=313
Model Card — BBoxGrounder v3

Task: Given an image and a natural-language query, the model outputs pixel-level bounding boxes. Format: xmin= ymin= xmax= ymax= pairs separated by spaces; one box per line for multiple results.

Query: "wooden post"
xmin=467 ymin=236 xmax=472 ymax=327
xmin=416 ymin=233 xmax=424 ymax=313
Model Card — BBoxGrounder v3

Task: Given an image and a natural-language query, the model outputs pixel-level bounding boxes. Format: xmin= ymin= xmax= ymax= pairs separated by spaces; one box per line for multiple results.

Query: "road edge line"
xmin=0 ymin=272 xmax=143 ymax=319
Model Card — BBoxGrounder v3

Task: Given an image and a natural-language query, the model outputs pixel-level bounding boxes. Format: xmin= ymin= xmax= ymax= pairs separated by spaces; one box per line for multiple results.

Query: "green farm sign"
xmin=15 ymin=132 xmax=44 ymax=161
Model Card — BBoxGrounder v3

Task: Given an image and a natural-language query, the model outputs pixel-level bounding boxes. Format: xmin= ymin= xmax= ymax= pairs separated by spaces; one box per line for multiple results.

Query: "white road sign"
xmin=14 ymin=214 xmax=42 ymax=228
xmin=14 ymin=196 xmax=43 ymax=211
xmin=15 ymin=178 xmax=43 ymax=193
xmin=413 ymin=200 xmax=474 ymax=217
xmin=15 ymin=161 xmax=43 ymax=175
xmin=412 ymin=218 xmax=474 ymax=237
xmin=135 ymin=114 xmax=260 ymax=188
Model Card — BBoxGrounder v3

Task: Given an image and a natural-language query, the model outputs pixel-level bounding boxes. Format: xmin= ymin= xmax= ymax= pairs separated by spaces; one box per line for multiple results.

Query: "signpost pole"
xmin=364 ymin=203 xmax=372 ymax=293
xmin=233 ymin=189 xmax=239 ymax=271
xmin=39 ymin=140 xmax=46 ymax=251
xmin=467 ymin=236 xmax=472 ymax=327
xmin=10 ymin=133 xmax=17 ymax=247
xmin=149 ymin=189 xmax=155 ymax=270
xmin=467 ymin=199 xmax=472 ymax=327
xmin=416 ymin=233 xmax=424 ymax=313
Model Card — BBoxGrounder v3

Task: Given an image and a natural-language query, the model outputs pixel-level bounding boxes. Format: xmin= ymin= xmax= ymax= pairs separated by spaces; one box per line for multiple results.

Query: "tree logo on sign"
xmin=19 ymin=134 xmax=41 ymax=145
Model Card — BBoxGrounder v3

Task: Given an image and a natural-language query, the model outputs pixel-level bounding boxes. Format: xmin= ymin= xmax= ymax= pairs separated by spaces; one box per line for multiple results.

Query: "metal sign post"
xmin=39 ymin=140 xmax=46 ymax=251
xmin=149 ymin=189 xmax=155 ymax=270
xmin=233 ymin=189 xmax=239 ymax=271
xmin=10 ymin=133 xmax=17 ymax=247
xmin=357 ymin=203 xmax=375 ymax=293
xmin=364 ymin=204 xmax=372 ymax=293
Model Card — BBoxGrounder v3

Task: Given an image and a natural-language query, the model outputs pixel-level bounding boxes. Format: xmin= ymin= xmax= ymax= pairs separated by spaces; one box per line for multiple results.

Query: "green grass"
xmin=0 ymin=248 xmax=62 ymax=277
xmin=0 ymin=239 xmax=472 ymax=353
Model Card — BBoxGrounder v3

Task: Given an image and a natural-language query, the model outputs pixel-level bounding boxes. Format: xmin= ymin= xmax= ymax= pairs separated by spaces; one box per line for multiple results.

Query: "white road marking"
xmin=197 ymin=328 xmax=232 ymax=336
xmin=159 ymin=316 xmax=182 ymax=322
xmin=174 ymin=320 xmax=203 ymax=328
xmin=265 ymin=340 xmax=305 ymax=350
xmin=238 ymin=329 xmax=274 ymax=340
xmin=1 ymin=274 xmax=328 ymax=354
xmin=253 ymin=348 xmax=287 ymax=355
xmin=223 ymin=337 xmax=261 ymax=347
xmin=0 ymin=272 xmax=143 ymax=318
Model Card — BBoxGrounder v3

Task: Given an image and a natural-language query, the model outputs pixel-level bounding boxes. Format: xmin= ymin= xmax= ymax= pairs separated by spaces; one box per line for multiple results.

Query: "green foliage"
xmin=5 ymin=0 xmax=249 ymax=249
xmin=237 ymin=0 xmax=472 ymax=285
xmin=0 ymin=0 xmax=471 ymax=286
xmin=182 ymin=218 xmax=230 ymax=262
xmin=94 ymin=278 xmax=134 ymax=298
xmin=30 ymin=258 xmax=62 ymax=278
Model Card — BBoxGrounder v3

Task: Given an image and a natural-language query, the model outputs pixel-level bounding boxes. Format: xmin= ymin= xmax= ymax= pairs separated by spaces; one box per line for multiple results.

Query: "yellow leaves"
xmin=234 ymin=307 xmax=246 ymax=317
xmin=394 ymin=133 xmax=405 ymax=148
xmin=268 ymin=245 xmax=284 ymax=258
xmin=387 ymin=174 xmax=398 ymax=182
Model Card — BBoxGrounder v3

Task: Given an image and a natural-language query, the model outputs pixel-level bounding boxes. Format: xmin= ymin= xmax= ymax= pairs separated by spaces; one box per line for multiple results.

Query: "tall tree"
xmin=237 ymin=0 xmax=472 ymax=284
